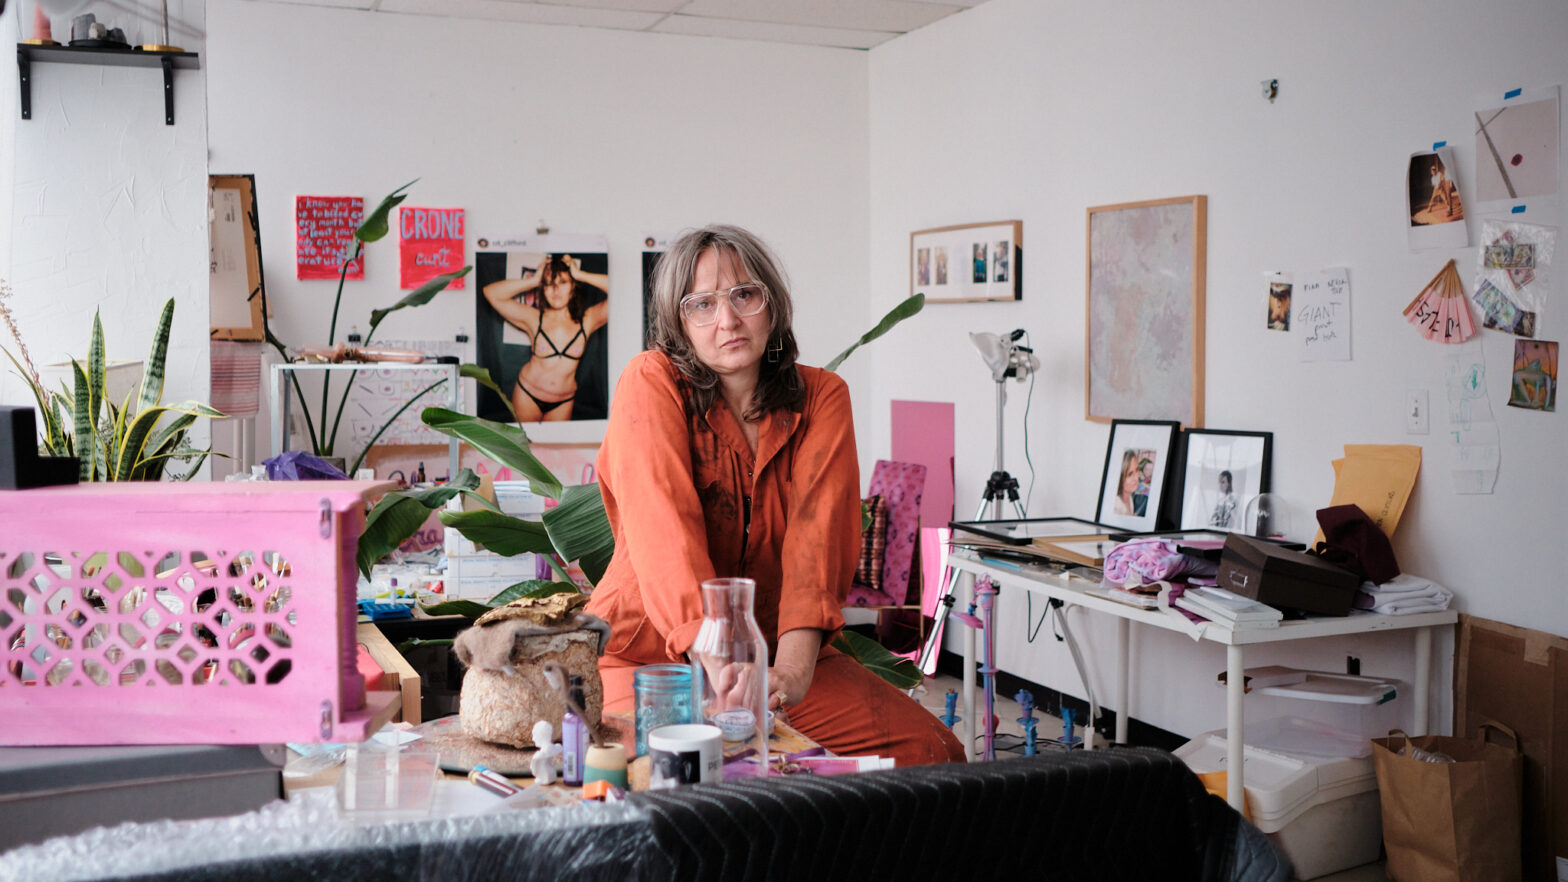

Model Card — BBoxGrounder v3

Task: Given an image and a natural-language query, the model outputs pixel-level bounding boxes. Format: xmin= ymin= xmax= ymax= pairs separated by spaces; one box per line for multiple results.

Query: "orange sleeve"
xmin=776 ymin=369 xmax=860 ymax=640
xmin=598 ymin=353 xmax=714 ymax=656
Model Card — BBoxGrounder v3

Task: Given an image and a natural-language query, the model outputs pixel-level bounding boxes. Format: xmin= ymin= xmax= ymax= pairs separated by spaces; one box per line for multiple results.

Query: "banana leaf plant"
xmin=358 ymin=294 xmax=928 ymax=687
xmin=260 ymin=179 xmax=473 ymax=475
xmin=3 ymin=298 xmax=222 ymax=481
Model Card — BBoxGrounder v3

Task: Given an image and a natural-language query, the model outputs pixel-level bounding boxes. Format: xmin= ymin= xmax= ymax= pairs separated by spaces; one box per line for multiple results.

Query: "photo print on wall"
xmin=474 ymin=234 xmax=610 ymax=423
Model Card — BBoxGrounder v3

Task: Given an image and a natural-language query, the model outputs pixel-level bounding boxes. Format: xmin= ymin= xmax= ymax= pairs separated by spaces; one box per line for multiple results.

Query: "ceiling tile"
xmin=375 ymin=0 xmax=665 ymax=28
xmin=675 ymin=0 xmax=960 ymax=32
xmin=537 ymin=0 xmax=688 ymax=12
xmin=652 ymin=14 xmax=894 ymax=50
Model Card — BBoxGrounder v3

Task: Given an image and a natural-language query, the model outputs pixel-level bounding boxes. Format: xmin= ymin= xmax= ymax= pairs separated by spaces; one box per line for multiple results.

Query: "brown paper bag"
xmin=1371 ymin=722 xmax=1524 ymax=882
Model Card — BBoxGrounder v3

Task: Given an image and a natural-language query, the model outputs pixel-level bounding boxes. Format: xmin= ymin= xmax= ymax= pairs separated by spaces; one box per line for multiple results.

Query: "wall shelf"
xmin=16 ymin=43 xmax=200 ymax=125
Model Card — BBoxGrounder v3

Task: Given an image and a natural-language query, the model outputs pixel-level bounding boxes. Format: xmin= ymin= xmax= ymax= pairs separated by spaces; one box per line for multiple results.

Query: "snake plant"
xmin=3 ymin=299 xmax=223 ymax=481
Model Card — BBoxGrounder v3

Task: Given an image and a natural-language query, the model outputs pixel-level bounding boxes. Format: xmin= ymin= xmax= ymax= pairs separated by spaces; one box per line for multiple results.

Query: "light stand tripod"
xmin=971 ymin=329 xmax=1037 ymax=521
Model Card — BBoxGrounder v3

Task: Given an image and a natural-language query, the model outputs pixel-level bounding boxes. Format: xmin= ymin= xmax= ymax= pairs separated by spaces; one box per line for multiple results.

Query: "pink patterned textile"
xmin=846 ymin=461 xmax=927 ymax=607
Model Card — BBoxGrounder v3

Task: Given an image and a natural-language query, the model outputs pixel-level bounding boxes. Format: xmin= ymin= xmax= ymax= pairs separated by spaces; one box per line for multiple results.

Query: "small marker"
xmin=1504 ymin=88 xmax=1522 ymax=99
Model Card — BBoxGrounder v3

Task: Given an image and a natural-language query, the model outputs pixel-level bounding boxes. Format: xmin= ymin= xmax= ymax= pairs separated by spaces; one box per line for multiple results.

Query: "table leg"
xmin=960 ymin=570 xmax=977 ymax=761
xmin=1114 ymin=618 xmax=1130 ymax=747
xmin=1413 ymin=627 xmax=1432 ymax=736
xmin=1226 ymin=643 xmax=1244 ymax=811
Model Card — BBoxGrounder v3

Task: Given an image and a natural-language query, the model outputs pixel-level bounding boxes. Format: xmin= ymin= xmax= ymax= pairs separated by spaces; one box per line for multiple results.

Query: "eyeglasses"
xmin=680 ymin=282 xmax=769 ymax=326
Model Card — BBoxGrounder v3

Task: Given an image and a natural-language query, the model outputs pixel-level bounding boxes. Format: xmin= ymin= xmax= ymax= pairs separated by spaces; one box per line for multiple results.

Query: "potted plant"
xmin=2 ymin=294 xmax=222 ymax=481
xmin=261 ymin=180 xmax=472 ymax=475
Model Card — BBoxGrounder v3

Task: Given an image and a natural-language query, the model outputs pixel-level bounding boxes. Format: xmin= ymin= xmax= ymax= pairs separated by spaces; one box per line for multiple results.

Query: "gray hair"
xmin=648 ymin=225 xmax=803 ymax=423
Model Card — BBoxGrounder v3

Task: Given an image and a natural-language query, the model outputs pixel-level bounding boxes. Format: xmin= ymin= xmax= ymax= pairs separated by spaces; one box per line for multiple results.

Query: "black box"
xmin=1216 ymin=533 xmax=1361 ymax=616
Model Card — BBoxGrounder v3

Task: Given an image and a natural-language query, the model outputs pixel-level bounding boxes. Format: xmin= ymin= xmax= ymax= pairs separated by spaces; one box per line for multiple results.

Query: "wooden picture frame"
xmin=911 ymin=220 xmax=1021 ymax=303
xmin=209 ymin=174 xmax=266 ymax=341
xmin=1176 ymin=429 xmax=1273 ymax=532
xmin=1094 ymin=419 xmax=1180 ymax=533
xmin=1085 ymin=196 xmax=1206 ymax=425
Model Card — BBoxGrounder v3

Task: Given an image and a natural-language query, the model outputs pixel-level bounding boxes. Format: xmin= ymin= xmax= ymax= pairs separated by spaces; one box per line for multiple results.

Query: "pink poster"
xmin=399 ymin=206 xmax=466 ymax=290
xmin=296 ymin=196 xmax=364 ymax=280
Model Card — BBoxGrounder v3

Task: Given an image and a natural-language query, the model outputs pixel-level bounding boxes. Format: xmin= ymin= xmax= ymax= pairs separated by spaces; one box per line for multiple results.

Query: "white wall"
xmin=871 ymin=0 xmax=1568 ymax=737
xmin=205 ymin=0 xmax=870 ymax=458
xmin=2 ymin=2 xmax=210 ymax=469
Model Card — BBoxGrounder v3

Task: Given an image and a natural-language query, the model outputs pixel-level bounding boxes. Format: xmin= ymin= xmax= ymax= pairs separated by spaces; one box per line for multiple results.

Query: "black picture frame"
xmin=1095 ymin=419 xmax=1181 ymax=532
xmin=1175 ymin=429 xmax=1273 ymax=532
xmin=949 ymin=517 xmax=1117 ymax=545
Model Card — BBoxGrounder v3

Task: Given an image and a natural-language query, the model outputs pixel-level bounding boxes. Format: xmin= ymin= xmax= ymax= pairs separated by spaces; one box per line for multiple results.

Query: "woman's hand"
xmin=767 ymin=660 xmax=812 ymax=710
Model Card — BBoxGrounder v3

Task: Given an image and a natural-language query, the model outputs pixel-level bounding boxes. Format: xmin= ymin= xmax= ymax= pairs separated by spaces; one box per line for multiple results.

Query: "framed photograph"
xmin=950 ymin=517 xmax=1116 ymax=545
xmin=911 ymin=220 xmax=1021 ymax=303
xmin=1177 ymin=429 xmax=1273 ymax=532
xmin=1095 ymin=419 xmax=1180 ymax=532
xmin=1085 ymin=196 xmax=1206 ymax=425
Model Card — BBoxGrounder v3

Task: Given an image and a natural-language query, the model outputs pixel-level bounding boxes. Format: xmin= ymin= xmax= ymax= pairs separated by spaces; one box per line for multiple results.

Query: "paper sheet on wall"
xmin=209 ymin=188 xmax=253 ymax=328
xmin=345 ymin=339 xmax=466 ymax=448
xmin=1444 ymin=343 xmax=1499 ymax=494
xmin=1472 ymin=86 xmax=1560 ymax=214
xmin=1407 ymin=147 xmax=1469 ymax=251
xmin=1296 ymin=267 xmax=1351 ymax=361
xmin=1265 ymin=272 xmax=1292 ymax=331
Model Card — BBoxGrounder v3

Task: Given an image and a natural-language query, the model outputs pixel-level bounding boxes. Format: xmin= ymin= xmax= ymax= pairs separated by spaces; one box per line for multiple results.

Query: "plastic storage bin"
xmin=1232 ymin=666 xmax=1402 ymax=758
xmin=1176 ymin=730 xmax=1381 ymax=880
xmin=0 ymin=481 xmax=400 ymax=745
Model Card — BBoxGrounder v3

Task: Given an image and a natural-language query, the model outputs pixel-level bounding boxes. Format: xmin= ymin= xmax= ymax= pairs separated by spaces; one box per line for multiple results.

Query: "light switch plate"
xmin=1406 ymin=389 xmax=1429 ymax=434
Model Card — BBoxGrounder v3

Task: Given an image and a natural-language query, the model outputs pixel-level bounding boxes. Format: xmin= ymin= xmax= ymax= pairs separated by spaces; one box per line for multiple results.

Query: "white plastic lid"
xmin=1174 ymin=731 xmax=1377 ymax=832
xmin=1256 ymin=672 xmax=1396 ymax=705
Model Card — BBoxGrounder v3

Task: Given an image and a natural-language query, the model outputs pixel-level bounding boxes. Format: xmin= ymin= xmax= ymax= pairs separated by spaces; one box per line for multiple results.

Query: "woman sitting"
xmin=586 ymin=224 xmax=965 ymax=767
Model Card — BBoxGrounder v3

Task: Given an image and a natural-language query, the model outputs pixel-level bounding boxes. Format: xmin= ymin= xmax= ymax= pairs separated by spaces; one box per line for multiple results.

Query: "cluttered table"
xmin=944 ymin=546 xmax=1457 ymax=811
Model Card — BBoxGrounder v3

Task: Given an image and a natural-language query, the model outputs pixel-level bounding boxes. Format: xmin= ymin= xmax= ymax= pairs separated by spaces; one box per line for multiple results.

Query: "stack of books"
xmin=1174 ymin=586 xmax=1284 ymax=629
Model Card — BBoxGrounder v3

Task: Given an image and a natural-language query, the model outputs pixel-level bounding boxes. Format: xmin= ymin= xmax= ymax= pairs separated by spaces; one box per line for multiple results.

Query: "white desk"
xmin=946 ymin=549 xmax=1458 ymax=811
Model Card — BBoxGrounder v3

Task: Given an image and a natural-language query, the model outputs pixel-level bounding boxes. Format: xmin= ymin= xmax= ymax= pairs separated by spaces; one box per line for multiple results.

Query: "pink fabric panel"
xmin=891 ymin=401 xmax=954 ymax=530
xmin=868 ymin=460 xmax=925 ymax=606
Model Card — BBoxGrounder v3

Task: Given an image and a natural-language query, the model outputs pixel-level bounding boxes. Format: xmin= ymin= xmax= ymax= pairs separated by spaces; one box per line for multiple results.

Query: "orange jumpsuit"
xmin=587 ymin=350 xmax=964 ymax=766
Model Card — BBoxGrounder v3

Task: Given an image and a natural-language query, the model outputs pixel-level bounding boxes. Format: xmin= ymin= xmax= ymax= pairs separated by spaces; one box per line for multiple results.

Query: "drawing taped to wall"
xmin=1508 ymin=339 xmax=1557 ymax=412
xmin=475 ymin=235 xmax=610 ymax=424
xmin=1473 ymin=87 xmax=1561 ymax=210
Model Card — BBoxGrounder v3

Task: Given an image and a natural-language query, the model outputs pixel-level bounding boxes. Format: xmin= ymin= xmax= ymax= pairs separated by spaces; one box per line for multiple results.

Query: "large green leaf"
xmin=87 ymin=312 xmax=105 ymax=427
xmin=355 ymin=180 xmax=416 ymax=243
xmin=71 ymin=361 xmax=94 ymax=480
xmin=366 ymin=266 xmax=473 ymax=339
xmin=356 ymin=470 xmax=482 ymax=578
xmin=824 ymin=294 xmax=925 ymax=372
xmin=438 ymin=508 xmax=556 ymax=557
xmin=415 ymin=599 xmax=494 ymax=620
xmin=543 ymin=483 xmax=613 ymax=585
xmin=830 ymin=629 xmax=924 ymax=689
xmin=486 ymin=580 xmax=581 ymax=605
xmin=137 ymin=299 xmax=174 ymax=414
xmin=460 ymin=363 xmax=519 ymax=422
xmin=421 ymin=408 xmax=563 ymax=499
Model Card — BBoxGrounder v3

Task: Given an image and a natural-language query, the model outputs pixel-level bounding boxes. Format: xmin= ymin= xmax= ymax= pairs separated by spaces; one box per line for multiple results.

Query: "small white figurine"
xmin=529 ymin=719 xmax=563 ymax=785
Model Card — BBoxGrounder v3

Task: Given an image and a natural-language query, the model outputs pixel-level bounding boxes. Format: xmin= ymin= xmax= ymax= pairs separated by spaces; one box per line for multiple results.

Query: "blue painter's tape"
xmin=1512 ymin=205 xmax=1527 ymax=214
xmin=1432 ymin=141 xmax=1446 ymax=149
xmin=1505 ymin=88 xmax=1522 ymax=99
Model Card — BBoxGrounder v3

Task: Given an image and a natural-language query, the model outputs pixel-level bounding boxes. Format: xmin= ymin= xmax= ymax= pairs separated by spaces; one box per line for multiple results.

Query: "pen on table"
xmin=468 ymin=765 xmax=521 ymax=797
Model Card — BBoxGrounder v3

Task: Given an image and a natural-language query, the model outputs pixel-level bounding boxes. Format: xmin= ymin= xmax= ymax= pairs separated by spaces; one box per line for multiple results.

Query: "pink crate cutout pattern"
xmin=0 ymin=481 xmax=399 ymax=745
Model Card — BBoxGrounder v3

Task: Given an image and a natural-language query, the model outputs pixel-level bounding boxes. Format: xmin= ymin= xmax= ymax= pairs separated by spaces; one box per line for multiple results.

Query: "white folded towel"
xmin=1355 ymin=573 xmax=1453 ymax=614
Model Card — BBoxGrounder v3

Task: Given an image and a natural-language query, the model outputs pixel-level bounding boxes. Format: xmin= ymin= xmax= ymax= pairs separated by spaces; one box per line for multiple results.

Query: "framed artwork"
xmin=208 ymin=174 xmax=266 ymax=341
xmin=1094 ymin=419 xmax=1180 ymax=532
xmin=1177 ymin=429 xmax=1272 ymax=532
xmin=950 ymin=517 xmax=1116 ymax=545
xmin=911 ymin=220 xmax=1021 ymax=303
xmin=1085 ymin=195 xmax=1207 ymax=426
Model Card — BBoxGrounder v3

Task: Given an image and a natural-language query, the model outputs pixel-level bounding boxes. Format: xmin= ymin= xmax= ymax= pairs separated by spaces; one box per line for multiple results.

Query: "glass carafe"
xmin=687 ymin=577 xmax=769 ymax=773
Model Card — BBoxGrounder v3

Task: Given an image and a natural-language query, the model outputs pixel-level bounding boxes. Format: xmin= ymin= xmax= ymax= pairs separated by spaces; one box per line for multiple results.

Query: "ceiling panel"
xmin=376 ymin=0 xmax=666 ymax=28
xmin=675 ymin=0 xmax=960 ymax=33
xmin=653 ymin=14 xmax=895 ymax=49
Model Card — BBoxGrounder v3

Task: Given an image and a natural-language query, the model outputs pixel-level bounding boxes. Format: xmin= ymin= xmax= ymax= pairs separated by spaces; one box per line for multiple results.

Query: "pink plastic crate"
xmin=0 ymin=480 xmax=400 ymax=745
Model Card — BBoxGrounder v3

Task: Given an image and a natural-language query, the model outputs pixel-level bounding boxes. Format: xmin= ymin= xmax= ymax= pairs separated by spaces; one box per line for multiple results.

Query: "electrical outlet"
xmin=1406 ymin=389 xmax=1429 ymax=434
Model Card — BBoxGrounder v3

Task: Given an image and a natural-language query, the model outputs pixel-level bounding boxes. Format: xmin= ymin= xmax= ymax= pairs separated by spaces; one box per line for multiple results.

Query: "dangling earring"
xmin=766 ymin=337 xmax=783 ymax=363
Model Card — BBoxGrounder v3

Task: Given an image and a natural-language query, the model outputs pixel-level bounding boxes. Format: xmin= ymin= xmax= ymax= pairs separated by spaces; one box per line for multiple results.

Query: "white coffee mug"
xmin=647 ymin=723 xmax=723 ymax=788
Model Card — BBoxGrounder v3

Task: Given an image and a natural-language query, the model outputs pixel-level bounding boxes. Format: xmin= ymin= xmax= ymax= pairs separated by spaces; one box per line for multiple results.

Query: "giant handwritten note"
xmin=1297 ymin=266 xmax=1351 ymax=362
xmin=296 ymin=196 xmax=364 ymax=280
xmin=399 ymin=206 xmax=466 ymax=290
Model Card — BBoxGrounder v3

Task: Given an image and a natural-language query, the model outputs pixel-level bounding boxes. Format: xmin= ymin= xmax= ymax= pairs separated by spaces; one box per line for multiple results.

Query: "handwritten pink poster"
xmin=296 ymin=196 xmax=363 ymax=280
xmin=399 ymin=206 xmax=466 ymax=289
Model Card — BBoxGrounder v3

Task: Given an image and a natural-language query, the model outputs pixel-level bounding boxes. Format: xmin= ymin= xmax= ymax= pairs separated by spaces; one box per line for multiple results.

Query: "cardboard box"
xmin=1216 ymin=533 xmax=1360 ymax=617
xmin=1456 ymin=615 xmax=1567 ymax=882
